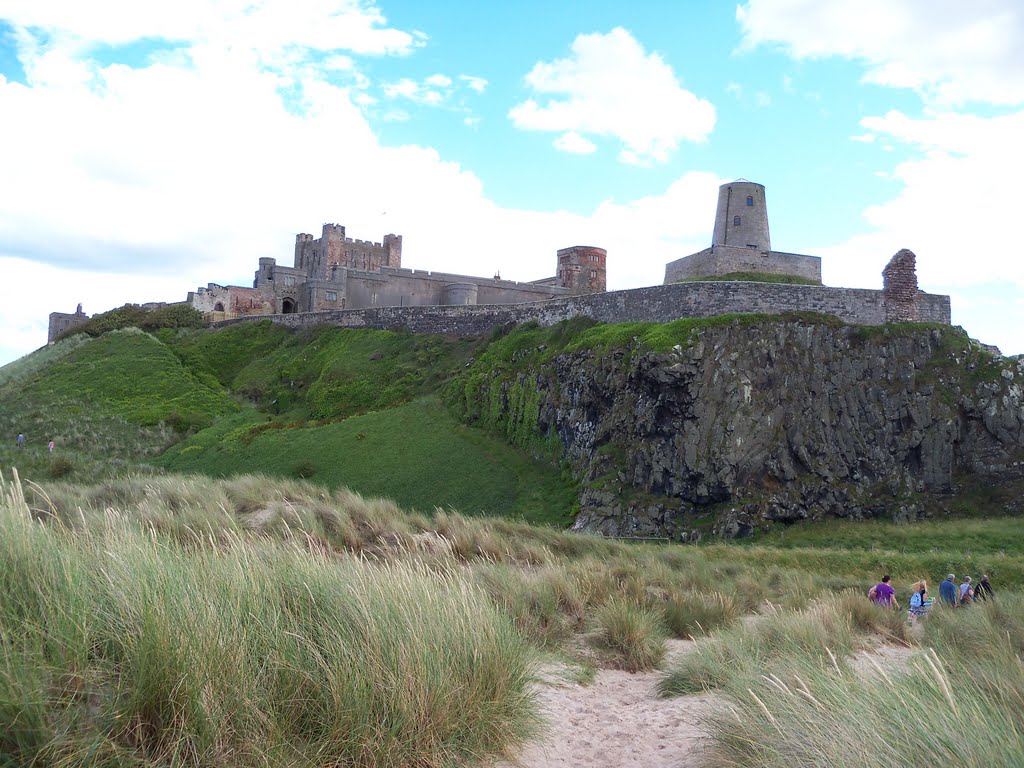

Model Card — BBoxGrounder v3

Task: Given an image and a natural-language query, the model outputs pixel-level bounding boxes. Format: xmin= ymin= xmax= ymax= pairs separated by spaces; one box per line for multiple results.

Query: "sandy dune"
xmin=493 ymin=639 xmax=716 ymax=768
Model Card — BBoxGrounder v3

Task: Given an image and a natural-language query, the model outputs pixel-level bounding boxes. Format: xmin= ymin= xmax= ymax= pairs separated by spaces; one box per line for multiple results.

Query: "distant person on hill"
xmin=870 ymin=575 xmax=899 ymax=609
xmin=47 ymin=439 xmax=55 ymax=453
xmin=959 ymin=577 xmax=974 ymax=605
xmin=16 ymin=433 xmax=24 ymax=449
xmin=939 ymin=574 xmax=958 ymax=606
xmin=976 ymin=575 xmax=995 ymax=601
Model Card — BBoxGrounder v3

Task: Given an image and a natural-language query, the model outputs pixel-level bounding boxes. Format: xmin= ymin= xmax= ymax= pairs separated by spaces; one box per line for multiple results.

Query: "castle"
xmin=185 ymin=225 xmax=607 ymax=320
xmin=48 ymin=180 xmax=951 ymax=342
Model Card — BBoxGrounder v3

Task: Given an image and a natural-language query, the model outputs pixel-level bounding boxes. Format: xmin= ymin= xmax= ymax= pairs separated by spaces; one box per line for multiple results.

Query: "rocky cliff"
xmin=451 ymin=315 xmax=1024 ymax=538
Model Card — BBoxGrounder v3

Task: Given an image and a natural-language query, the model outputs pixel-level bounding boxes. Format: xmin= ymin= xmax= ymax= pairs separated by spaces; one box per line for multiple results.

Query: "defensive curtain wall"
xmin=215 ymin=255 xmax=952 ymax=337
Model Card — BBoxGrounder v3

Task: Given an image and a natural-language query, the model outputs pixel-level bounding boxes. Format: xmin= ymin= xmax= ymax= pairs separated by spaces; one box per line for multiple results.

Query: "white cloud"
xmin=552 ymin=131 xmax=597 ymax=155
xmin=459 ymin=74 xmax=487 ymax=93
xmin=0 ymin=0 xmax=422 ymax=58
xmin=508 ymin=27 xmax=715 ymax=165
xmin=380 ymin=71 xmax=486 ymax=106
xmin=737 ymin=0 xmax=1024 ymax=106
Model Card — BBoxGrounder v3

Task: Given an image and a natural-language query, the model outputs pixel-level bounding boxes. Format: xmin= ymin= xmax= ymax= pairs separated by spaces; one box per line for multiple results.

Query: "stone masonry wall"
xmin=883 ymin=249 xmax=919 ymax=322
xmin=664 ymin=245 xmax=822 ymax=284
xmin=215 ymin=280 xmax=952 ymax=336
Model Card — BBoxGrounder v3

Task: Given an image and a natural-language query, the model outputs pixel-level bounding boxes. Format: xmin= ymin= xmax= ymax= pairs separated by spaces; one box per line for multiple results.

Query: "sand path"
xmin=493 ymin=639 xmax=717 ymax=768
xmin=491 ymin=631 xmax=919 ymax=768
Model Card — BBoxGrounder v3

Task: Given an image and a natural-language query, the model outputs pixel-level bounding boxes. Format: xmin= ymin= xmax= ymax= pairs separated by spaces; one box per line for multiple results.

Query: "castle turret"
xmin=294 ymin=233 xmax=314 ymax=271
xmin=556 ymin=246 xmax=607 ymax=294
xmin=712 ymin=180 xmax=770 ymax=251
xmin=384 ymin=233 xmax=402 ymax=268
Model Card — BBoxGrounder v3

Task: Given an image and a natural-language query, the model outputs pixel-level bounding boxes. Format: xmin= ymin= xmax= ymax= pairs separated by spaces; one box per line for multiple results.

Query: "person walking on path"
xmin=16 ymin=433 xmax=24 ymax=449
xmin=976 ymin=575 xmax=995 ymax=601
xmin=907 ymin=580 xmax=930 ymax=623
xmin=939 ymin=574 xmax=959 ymax=606
xmin=870 ymin=575 xmax=899 ymax=609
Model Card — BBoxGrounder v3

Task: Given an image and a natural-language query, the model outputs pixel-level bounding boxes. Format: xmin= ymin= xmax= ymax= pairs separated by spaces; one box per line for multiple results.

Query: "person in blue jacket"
xmin=939 ymin=573 xmax=958 ymax=606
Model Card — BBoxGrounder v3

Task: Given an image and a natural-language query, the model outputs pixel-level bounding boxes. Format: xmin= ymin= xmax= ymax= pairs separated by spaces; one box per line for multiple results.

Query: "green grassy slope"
xmin=742 ymin=516 xmax=1024 ymax=555
xmin=0 ymin=329 xmax=237 ymax=481
xmin=168 ymin=321 xmax=477 ymax=420
xmin=157 ymin=398 xmax=577 ymax=526
xmin=1 ymin=323 xmax=578 ymax=524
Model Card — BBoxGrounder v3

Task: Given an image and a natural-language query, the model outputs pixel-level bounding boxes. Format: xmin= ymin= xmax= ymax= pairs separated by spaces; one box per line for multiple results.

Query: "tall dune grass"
xmin=0 ymin=470 xmax=536 ymax=766
xmin=659 ymin=592 xmax=1024 ymax=767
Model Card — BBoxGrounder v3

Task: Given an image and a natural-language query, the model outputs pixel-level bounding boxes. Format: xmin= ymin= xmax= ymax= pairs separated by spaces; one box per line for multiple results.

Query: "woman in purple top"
xmin=871 ymin=575 xmax=899 ymax=609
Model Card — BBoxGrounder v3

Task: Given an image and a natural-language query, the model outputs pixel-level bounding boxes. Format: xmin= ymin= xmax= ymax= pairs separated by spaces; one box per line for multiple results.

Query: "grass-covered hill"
xmin=0 ymin=321 xmax=578 ymax=525
xmin=2 ymin=309 xmax=1020 ymax=533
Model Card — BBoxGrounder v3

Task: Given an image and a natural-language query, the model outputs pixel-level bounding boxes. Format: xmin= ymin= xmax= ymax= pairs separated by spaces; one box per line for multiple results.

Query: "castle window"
xmin=733 ymin=216 xmax=741 ymax=226
xmin=746 ymin=196 xmax=753 ymax=206
xmin=590 ymin=270 xmax=597 ymax=278
xmin=325 ymin=291 xmax=337 ymax=301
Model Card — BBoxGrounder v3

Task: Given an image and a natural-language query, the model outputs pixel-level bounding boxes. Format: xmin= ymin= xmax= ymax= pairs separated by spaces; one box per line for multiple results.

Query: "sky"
xmin=0 ymin=0 xmax=1022 ymax=365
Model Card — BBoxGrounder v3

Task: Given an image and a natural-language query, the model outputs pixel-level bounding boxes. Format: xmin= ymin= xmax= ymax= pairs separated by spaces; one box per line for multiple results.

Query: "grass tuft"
xmin=590 ymin=597 xmax=667 ymax=672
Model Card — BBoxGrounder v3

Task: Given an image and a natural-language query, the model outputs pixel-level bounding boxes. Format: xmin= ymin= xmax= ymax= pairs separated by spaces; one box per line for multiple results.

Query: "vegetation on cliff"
xmin=2 ymin=312 xmax=1020 ymax=534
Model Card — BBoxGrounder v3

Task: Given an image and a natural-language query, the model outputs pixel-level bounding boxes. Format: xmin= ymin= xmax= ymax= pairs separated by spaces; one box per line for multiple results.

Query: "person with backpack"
xmin=907 ymin=580 xmax=930 ymax=625
xmin=959 ymin=577 xmax=974 ymax=605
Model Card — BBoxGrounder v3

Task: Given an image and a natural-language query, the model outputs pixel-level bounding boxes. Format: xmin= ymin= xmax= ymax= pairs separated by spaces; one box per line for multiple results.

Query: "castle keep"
xmin=186 ymin=223 xmax=607 ymax=320
xmin=49 ymin=180 xmax=951 ymax=343
xmin=663 ymin=180 xmax=822 ymax=284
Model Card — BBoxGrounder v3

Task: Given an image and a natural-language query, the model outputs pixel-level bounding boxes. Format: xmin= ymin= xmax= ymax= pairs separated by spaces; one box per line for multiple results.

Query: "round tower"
xmin=556 ymin=246 xmax=607 ymax=294
xmin=712 ymin=180 xmax=770 ymax=251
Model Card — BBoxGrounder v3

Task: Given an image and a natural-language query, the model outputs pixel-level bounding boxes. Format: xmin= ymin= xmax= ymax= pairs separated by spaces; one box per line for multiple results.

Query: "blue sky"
xmin=1 ymin=0 xmax=1022 ymax=364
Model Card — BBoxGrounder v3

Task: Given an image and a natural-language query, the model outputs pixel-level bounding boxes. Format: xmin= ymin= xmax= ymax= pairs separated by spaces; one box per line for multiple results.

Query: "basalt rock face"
xmin=467 ymin=319 xmax=1024 ymax=538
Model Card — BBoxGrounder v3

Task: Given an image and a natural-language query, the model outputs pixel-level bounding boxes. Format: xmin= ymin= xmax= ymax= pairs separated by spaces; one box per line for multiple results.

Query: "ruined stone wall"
xmin=189 ymin=284 xmax=276 ymax=317
xmin=664 ymin=246 xmax=822 ymax=283
xmin=216 ymin=281 xmax=951 ymax=336
xmin=883 ymin=249 xmax=920 ymax=322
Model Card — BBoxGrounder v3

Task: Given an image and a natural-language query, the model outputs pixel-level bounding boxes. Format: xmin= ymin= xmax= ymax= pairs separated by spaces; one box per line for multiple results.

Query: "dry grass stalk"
xmin=748 ymin=688 xmax=776 ymax=724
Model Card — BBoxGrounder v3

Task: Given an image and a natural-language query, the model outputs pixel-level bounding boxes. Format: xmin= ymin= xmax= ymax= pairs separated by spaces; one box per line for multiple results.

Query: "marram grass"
xmin=0 ymin=469 xmax=536 ymax=767
xmin=660 ymin=593 xmax=1024 ymax=767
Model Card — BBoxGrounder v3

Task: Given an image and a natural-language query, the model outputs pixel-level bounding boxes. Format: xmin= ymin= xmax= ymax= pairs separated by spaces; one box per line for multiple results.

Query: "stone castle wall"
xmin=47 ymin=305 xmax=89 ymax=343
xmin=215 ymin=280 xmax=952 ymax=337
xmin=664 ymin=245 xmax=822 ymax=284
